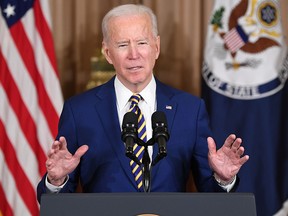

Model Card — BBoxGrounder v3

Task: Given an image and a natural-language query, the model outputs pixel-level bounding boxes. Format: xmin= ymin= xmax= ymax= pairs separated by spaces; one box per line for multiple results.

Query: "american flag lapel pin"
xmin=166 ymin=105 xmax=172 ymax=110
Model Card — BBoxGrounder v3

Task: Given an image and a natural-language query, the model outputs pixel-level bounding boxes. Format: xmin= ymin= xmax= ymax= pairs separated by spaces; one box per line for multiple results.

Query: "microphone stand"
xmin=142 ymin=144 xmax=151 ymax=192
xmin=135 ymin=138 xmax=152 ymax=192
xmin=133 ymin=138 xmax=167 ymax=193
xmin=123 ymin=111 xmax=169 ymax=192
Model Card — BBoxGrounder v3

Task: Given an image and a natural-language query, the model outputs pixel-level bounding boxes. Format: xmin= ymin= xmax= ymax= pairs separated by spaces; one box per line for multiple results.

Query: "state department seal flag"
xmin=0 ymin=0 xmax=63 ymax=215
xmin=202 ymin=0 xmax=288 ymax=216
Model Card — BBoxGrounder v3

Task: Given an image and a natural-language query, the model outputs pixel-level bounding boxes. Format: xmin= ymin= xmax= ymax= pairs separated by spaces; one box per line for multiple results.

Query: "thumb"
xmin=207 ymin=137 xmax=216 ymax=156
xmin=74 ymin=145 xmax=89 ymax=159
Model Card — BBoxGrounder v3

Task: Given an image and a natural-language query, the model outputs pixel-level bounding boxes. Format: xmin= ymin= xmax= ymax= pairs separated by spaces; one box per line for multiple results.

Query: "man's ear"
xmin=102 ymin=42 xmax=113 ymax=64
xmin=155 ymin=36 xmax=161 ymax=60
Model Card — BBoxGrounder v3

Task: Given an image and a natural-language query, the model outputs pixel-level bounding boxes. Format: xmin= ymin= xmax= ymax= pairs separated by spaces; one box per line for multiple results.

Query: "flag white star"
xmin=3 ymin=3 xmax=16 ymax=18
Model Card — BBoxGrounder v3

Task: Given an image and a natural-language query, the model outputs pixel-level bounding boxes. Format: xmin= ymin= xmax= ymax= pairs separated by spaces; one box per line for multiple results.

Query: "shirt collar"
xmin=114 ymin=76 xmax=156 ymax=111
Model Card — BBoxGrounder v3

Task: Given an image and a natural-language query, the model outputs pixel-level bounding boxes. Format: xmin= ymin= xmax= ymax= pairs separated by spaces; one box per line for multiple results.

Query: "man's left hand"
xmin=207 ymin=134 xmax=249 ymax=182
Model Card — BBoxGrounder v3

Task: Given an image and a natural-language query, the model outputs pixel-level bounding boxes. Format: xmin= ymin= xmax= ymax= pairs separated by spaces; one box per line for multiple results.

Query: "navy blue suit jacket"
xmin=37 ymin=77 xmax=227 ymax=202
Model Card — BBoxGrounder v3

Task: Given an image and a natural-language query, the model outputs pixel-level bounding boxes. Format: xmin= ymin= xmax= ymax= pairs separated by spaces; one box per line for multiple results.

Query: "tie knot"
xmin=130 ymin=94 xmax=142 ymax=105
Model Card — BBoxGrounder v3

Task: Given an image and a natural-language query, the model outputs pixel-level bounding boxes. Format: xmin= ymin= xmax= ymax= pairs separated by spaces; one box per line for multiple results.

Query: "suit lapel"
xmin=92 ymin=78 xmax=178 ymax=190
xmin=151 ymin=80 xmax=177 ymax=180
xmin=93 ymin=78 xmax=137 ymax=189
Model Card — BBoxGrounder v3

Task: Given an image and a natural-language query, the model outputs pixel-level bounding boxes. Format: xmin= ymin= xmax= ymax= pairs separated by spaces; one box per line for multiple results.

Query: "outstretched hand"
xmin=208 ymin=134 xmax=249 ymax=182
xmin=46 ymin=136 xmax=89 ymax=186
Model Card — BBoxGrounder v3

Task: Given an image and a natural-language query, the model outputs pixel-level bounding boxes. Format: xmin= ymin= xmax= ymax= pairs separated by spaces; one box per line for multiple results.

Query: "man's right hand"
xmin=46 ymin=136 xmax=89 ymax=186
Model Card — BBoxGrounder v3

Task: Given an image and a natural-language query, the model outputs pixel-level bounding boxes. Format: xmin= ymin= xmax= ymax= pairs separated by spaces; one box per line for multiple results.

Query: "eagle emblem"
xmin=202 ymin=0 xmax=288 ymax=99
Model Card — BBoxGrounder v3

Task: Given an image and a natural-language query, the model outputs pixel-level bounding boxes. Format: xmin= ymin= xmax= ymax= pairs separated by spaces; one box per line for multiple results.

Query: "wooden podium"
xmin=40 ymin=193 xmax=257 ymax=216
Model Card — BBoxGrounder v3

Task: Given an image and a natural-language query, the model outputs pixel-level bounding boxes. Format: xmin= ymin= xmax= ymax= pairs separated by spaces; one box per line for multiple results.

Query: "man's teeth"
xmin=129 ymin=66 xmax=141 ymax=69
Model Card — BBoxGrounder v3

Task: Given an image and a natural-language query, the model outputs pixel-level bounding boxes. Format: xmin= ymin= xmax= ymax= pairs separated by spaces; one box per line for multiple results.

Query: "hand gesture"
xmin=46 ymin=136 xmax=89 ymax=186
xmin=207 ymin=134 xmax=249 ymax=183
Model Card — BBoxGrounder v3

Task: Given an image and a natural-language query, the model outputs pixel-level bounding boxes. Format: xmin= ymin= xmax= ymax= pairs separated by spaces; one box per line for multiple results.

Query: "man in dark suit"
xmin=37 ymin=4 xmax=249 ymax=202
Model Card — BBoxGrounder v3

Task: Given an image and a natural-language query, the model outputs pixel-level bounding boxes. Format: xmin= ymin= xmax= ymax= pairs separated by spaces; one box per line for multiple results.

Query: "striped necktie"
xmin=129 ymin=94 xmax=146 ymax=190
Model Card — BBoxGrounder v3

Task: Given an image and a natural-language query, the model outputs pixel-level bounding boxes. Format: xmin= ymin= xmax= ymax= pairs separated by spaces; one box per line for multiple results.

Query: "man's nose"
xmin=128 ymin=44 xmax=140 ymax=59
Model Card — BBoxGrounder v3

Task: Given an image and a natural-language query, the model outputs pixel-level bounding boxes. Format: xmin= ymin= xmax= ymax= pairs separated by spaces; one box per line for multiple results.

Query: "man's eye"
xmin=118 ymin=44 xmax=128 ymax=48
xmin=138 ymin=41 xmax=148 ymax=45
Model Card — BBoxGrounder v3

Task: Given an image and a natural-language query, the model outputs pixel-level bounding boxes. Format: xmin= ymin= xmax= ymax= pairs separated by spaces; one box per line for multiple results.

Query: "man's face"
xmin=102 ymin=14 xmax=160 ymax=92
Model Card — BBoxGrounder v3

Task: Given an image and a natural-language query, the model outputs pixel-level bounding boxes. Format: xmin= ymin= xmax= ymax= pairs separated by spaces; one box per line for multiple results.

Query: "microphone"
xmin=121 ymin=112 xmax=141 ymax=166
xmin=152 ymin=111 xmax=169 ymax=166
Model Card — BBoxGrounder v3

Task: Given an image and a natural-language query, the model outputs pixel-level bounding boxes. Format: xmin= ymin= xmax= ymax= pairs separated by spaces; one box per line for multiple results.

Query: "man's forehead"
xmin=108 ymin=13 xmax=151 ymax=28
xmin=109 ymin=16 xmax=152 ymax=36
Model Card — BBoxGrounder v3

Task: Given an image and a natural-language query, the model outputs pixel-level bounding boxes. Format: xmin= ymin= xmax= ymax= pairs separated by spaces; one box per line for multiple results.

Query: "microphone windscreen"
xmin=152 ymin=111 xmax=167 ymax=129
xmin=122 ymin=112 xmax=138 ymax=129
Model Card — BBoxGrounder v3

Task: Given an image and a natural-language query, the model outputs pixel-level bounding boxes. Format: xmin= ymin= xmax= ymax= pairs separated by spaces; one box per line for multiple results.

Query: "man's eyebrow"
xmin=115 ymin=40 xmax=130 ymax=44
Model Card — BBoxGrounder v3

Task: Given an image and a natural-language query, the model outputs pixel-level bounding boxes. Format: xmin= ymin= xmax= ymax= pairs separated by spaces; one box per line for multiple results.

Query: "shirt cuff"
xmin=214 ymin=174 xmax=236 ymax=192
xmin=219 ymin=176 xmax=236 ymax=192
xmin=45 ymin=175 xmax=69 ymax=193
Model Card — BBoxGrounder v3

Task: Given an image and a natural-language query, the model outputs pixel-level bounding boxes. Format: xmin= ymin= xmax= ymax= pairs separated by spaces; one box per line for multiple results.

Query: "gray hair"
xmin=102 ymin=4 xmax=158 ymax=43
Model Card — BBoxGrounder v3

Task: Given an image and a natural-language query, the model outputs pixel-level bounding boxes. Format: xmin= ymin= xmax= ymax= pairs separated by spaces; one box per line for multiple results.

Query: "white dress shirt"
xmin=115 ymin=75 xmax=157 ymax=160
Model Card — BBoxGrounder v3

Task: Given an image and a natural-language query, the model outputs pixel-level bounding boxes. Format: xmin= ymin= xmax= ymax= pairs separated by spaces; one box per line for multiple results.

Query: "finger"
xmin=231 ymin=138 xmax=242 ymax=151
xmin=46 ymin=161 xmax=53 ymax=169
xmin=48 ymin=140 xmax=60 ymax=157
xmin=236 ymin=146 xmax=245 ymax=157
xmin=47 ymin=148 xmax=55 ymax=158
xmin=48 ymin=138 xmax=67 ymax=158
xmin=45 ymin=158 xmax=54 ymax=169
xmin=74 ymin=145 xmax=89 ymax=159
xmin=223 ymin=134 xmax=237 ymax=148
xmin=58 ymin=136 xmax=68 ymax=150
xmin=207 ymin=137 xmax=217 ymax=156
xmin=239 ymin=155 xmax=249 ymax=166
xmin=51 ymin=140 xmax=60 ymax=151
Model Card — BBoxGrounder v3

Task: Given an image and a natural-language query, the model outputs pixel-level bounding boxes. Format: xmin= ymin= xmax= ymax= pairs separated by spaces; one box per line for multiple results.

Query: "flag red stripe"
xmin=9 ymin=22 xmax=59 ymax=137
xmin=224 ymin=28 xmax=245 ymax=53
xmin=1 ymin=1 xmax=62 ymax=215
xmin=33 ymin=0 xmax=59 ymax=77
xmin=0 ymin=183 xmax=13 ymax=216
xmin=0 ymin=50 xmax=47 ymax=175
xmin=0 ymin=121 xmax=39 ymax=216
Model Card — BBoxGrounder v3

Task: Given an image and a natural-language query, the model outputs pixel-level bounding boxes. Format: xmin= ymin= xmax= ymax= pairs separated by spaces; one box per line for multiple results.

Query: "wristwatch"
xmin=213 ymin=173 xmax=236 ymax=186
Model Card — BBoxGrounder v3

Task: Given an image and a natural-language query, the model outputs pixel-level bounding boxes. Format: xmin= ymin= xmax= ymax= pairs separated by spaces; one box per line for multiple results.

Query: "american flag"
xmin=223 ymin=25 xmax=248 ymax=53
xmin=0 ymin=0 xmax=63 ymax=215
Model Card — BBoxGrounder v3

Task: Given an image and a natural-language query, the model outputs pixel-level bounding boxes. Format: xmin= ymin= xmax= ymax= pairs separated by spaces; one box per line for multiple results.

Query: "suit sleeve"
xmin=36 ymin=100 xmax=81 ymax=203
xmin=191 ymin=99 xmax=227 ymax=192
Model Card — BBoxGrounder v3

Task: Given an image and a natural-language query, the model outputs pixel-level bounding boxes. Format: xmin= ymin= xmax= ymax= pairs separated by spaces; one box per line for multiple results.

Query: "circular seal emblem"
xmin=203 ymin=0 xmax=288 ymax=100
xmin=257 ymin=1 xmax=278 ymax=27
